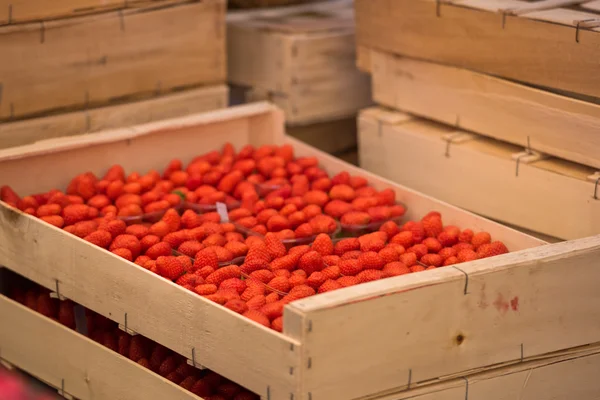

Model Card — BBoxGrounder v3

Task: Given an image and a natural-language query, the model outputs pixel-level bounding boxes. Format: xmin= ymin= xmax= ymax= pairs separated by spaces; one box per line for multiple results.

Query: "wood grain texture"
xmin=287 ymin=235 xmax=600 ymax=400
xmin=0 ymin=295 xmax=199 ymax=400
xmin=0 ymin=0 xmax=226 ymax=120
xmin=0 ymin=0 xmax=174 ymax=24
xmin=355 ymin=0 xmax=600 ymax=98
xmin=228 ymin=0 xmax=371 ymax=124
xmin=358 ymin=107 xmax=600 ymax=240
xmin=363 ymin=47 xmax=600 ymax=169
xmin=0 ymin=85 xmax=228 ymax=149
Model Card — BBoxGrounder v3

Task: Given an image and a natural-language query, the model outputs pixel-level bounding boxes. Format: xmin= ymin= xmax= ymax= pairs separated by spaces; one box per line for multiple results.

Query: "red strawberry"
xmin=311 ymin=233 xmax=334 ymax=256
xmin=422 ymin=214 xmax=443 ymax=238
xmin=421 ymin=253 xmax=443 ymax=267
xmin=375 ymin=188 xmax=396 ymax=206
xmin=110 ymin=234 xmax=142 ymax=259
xmin=341 ymin=250 xmax=360 ymax=260
xmin=177 ymin=240 xmax=203 ymax=258
xmin=321 ymin=265 xmax=341 ymax=280
xmin=112 ymin=248 xmax=133 ymax=261
xmin=422 ymin=237 xmax=442 ymax=253
xmin=156 ymin=256 xmax=185 ymax=280
xmin=338 ymin=259 xmax=363 ymax=276
xmin=180 ymin=376 xmax=198 ymax=391
xmin=318 ymin=279 xmax=343 ymax=293
xmin=471 ymin=232 xmax=492 ymax=250
xmin=341 ymin=211 xmax=371 ymax=226
xmin=191 ymin=379 xmax=213 ymax=397
xmin=337 ymin=276 xmax=359 ymax=287
xmin=175 ymin=273 xmax=201 ymax=287
xmin=260 ymin=302 xmax=284 ymax=321
xmin=206 ymin=265 xmax=241 ymax=286
xmin=329 ymin=184 xmax=355 ymax=202
xmin=357 ymin=252 xmax=385 ymax=270
xmin=195 ymin=284 xmax=218 ymax=295
xmin=453 ymin=242 xmax=475 ymax=252
xmin=58 ymin=300 xmax=76 ymax=329
xmin=459 ymin=229 xmax=474 ymax=243
xmin=399 ymin=252 xmax=417 ymax=267
xmin=476 ymin=241 xmax=508 ymax=258
xmin=243 ymin=245 xmax=271 ymax=273
xmin=298 ymin=251 xmax=324 ymax=275
xmin=265 ymin=292 xmax=280 ymax=303
xmin=378 ymin=247 xmax=399 ymax=263
xmin=356 ymin=269 xmax=386 ymax=283
xmin=128 ymin=336 xmax=148 ymax=362
xmin=145 ymin=242 xmax=172 ymax=260
xmin=84 ymin=230 xmax=112 ymax=248
xmin=250 ymin=269 xmax=275 ymax=283
xmin=410 ymin=265 xmax=426 ymax=273
xmin=331 ymin=171 xmax=350 ymax=185
xmin=243 ymin=310 xmax=270 ymax=327
xmin=281 ymin=285 xmax=315 ymax=303
xmin=158 ymin=355 xmax=178 ymax=377
xmin=267 ymin=277 xmax=291 ymax=293
xmin=289 ymin=274 xmax=307 ymax=287
xmin=271 ymin=317 xmax=284 ymax=333
xmin=193 ymin=248 xmax=220 ymax=271
xmin=402 ymin=221 xmax=425 ymax=243
xmin=349 ymin=176 xmax=368 ymax=189
xmin=334 ymin=238 xmax=360 ymax=256
xmin=407 ymin=244 xmax=428 ymax=259
xmin=309 ymin=214 xmax=337 ymax=234
xmin=383 ymin=262 xmax=411 ymax=276
xmin=246 ymin=295 xmax=267 ymax=311
xmin=358 ymin=235 xmax=386 ymax=252
xmin=264 ymin=233 xmax=287 ymax=259
xmin=225 ymin=299 xmax=249 ymax=314
xmin=241 ymin=285 xmax=266 ymax=302
xmin=439 ymin=247 xmax=457 ymax=260
xmin=294 ymin=223 xmax=314 ymax=238
xmin=220 ymin=278 xmax=247 ymax=294
xmin=457 ymin=249 xmax=478 ymax=263
xmin=323 ymin=255 xmax=340 ymax=266
xmin=303 ymin=190 xmax=329 ymax=207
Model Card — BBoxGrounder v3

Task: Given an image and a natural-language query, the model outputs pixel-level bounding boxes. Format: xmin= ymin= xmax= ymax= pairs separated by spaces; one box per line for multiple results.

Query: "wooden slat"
xmin=0 ymin=0 xmax=226 ymax=120
xmin=0 ymin=85 xmax=228 ymax=150
xmin=285 ymin=234 xmax=600 ymax=400
xmin=0 ymin=0 xmax=174 ymax=24
xmin=361 ymin=47 xmax=600 ymax=169
xmin=357 ymin=107 xmax=600 ymax=240
xmin=355 ymin=0 xmax=600 ymax=98
xmin=367 ymin=345 xmax=600 ymax=400
xmin=0 ymin=104 xmax=300 ymax=400
xmin=0 ymin=295 xmax=201 ymax=400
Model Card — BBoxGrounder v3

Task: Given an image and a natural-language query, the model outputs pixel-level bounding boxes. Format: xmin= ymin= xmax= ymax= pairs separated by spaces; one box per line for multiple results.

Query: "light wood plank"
xmin=355 ymin=0 xmax=600 ymax=98
xmin=358 ymin=107 xmax=600 ymax=240
xmin=363 ymin=48 xmax=600 ymax=170
xmin=0 ymin=85 xmax=228 ymax=149
xmin=286 ymin=235 xmax=600 ymax=400
xmin=365 ymin=345 xmax=600 ymax=400
xmin=0 ymin=295 xmax=201 ymax=400
xmin=0 ymin=0 xmax=173 ymax=24
xmin=0 ymin=0 xmax=226 ymax=120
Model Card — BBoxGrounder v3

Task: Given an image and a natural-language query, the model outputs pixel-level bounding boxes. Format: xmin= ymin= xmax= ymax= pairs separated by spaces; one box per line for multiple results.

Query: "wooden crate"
xmin=0 ymin=85 xmax=229 ymax=149
xmin=0 ymin=293 xmax=199 ymax=400
xmin=2 ymin=102 xmax=600 ymax=400
xmin=228 ymin=0 xmax=371 ymax=126
xmin=355 ymin=0 xmax=600 ymax=99
xmin=357 ymin=47 xmax=600 ymax=170
xmin=0 ymin=0 xmax=226 ymax=120
xmin=358 ymin=107 xmax=600 ymax=241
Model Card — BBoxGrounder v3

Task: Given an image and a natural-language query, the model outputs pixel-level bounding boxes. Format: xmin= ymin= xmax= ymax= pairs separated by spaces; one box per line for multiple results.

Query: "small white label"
xmin=216 ymin=202 xmax=229 ymax=222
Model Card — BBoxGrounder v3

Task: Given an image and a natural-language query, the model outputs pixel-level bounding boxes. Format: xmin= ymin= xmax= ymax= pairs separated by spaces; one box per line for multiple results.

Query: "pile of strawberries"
xmin=0 ymin=142 xmax=509 ymax=333
xmin=10 ymin=285 xmax=259 ymax=400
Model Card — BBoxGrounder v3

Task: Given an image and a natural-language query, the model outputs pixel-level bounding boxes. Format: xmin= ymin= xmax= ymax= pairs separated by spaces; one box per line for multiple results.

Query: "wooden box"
xmin=0 ymin=293 xmax=198 ymax=400
xmin=0 ymin=85 xmax=229 ymax=149
xmin=355 ymin=0 xmax=600 ymax=99
xmin=228 ymin=0 xmax=371 ymax=126
xmin=357 ymin=46 xmax=600 ymax=170
xmin=0 ymin=0 xmax=226 ymax=120
xmin=1 ymin=103 xmax=600 ymax=400
xmin=358 ymin=107 xmax=600 ymax=241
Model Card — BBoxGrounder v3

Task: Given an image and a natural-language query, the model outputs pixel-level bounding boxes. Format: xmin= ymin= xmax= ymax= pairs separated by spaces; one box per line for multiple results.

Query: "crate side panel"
xmin=358 ymin=110 xmax=600 ymax=240
xmin=355 ymin=0 xmax=600 ymax=98
xmin=0 ymin=1 xmax=226 ymax=119
xmin=0 ymin=85 xmax=229 ymax=150
xmin=368 ymin=48 xmax=600 ymax=170
xmin=0 ymin=295 xmax=199 ymax=400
